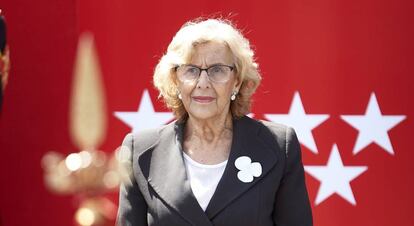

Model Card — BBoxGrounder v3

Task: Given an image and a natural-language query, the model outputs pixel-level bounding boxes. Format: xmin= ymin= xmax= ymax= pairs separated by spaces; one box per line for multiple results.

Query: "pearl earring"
xmin=231 ymin=91 xmax=237 ymax=101
xmin=178 ymin=92 xmax=182 ymax=100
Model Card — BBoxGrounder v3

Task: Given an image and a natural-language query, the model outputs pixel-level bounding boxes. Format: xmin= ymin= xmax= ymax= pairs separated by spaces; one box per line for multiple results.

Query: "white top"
xmin=182 ymin=152 xmax=228 ymax=211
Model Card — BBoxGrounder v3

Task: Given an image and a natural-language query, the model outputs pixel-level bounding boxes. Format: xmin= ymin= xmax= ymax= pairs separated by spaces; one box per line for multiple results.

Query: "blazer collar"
xmin=204 ymin=116 xmax=279 ymax=219
xmin=137 ymin=116 xmax=278 ymax=224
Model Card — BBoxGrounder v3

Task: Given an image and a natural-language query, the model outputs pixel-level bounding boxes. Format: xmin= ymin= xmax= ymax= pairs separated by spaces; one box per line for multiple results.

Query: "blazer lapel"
xmin=204 ymin=116 xmax=279 ymax=220
xmin=137 ymin=122 xmax=212 ymax=226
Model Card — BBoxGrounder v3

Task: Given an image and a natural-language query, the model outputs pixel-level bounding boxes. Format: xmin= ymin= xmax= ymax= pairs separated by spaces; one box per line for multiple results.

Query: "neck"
xmin=185 ymin=112 xmax=233 ymax=142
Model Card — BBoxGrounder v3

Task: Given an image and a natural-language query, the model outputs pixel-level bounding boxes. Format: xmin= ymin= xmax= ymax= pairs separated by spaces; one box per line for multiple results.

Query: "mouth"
xmin=192 ymin=96 xmax=215 ymax=103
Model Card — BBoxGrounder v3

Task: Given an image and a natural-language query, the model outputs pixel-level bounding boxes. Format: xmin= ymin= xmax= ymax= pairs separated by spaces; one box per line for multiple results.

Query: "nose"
xmin=196 ymin=70 xmax=211 ymax=89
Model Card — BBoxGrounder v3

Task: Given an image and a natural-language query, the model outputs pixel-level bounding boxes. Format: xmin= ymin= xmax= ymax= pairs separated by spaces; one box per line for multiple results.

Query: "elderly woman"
xmin=117 ymin=18 xmax=313 ymax=226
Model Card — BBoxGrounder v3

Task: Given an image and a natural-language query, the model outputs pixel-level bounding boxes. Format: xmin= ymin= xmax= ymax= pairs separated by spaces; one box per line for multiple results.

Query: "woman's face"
xmin=177 ymin=41 xmax=240 ymax=121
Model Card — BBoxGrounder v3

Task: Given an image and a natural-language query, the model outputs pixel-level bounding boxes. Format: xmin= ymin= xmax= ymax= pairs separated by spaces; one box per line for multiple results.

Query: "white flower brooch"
xmin=235 ymin=156 xmax=262 ymax=183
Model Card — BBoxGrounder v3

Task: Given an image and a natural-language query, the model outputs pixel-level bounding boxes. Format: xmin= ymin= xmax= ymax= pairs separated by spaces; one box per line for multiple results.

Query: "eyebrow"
xmin=186 ymin=63 xmax=230 ymax=68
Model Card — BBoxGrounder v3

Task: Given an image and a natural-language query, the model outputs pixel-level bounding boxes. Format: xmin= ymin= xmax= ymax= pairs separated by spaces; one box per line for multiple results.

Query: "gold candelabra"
xmin=42 ymin=33 xmax=127 ymax=226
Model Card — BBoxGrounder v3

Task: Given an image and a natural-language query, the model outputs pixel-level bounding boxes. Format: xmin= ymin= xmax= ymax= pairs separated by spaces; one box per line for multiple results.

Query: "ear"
xmin=171 ymin=68 xmax=179 ymax=85
xmin=172 ymin=69 xmax=183 ymax=90
xmin=234 ymin=76 xmax=242 ymax=92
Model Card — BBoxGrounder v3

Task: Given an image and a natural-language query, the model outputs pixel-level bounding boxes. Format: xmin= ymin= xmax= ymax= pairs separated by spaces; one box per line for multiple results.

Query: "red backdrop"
xmin=1 ymin=0 xmax=413 ymax=225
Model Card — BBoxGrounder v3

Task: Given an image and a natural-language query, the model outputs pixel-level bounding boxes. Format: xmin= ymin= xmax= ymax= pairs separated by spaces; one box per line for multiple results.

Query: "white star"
xmin=264 ymin=92 xmax=329 ymax=154
xmin=305 ymin=144 xmax=368 ymax=206
xmin=340 ymin=93 xmax=406 ymax=155
xmin=114 ymin=89 xmax=174 ymax=133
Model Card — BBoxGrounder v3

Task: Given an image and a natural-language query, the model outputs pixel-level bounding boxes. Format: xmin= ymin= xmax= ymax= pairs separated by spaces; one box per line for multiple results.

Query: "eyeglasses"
xmin=175 ymin=64 xmax=235 ymax=83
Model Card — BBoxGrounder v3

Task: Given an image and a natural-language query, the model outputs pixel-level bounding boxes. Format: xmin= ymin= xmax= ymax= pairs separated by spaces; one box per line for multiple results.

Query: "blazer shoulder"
xmin=259 ymin=119 xmax=290 ymax=134
xmin=255 ymin=119 xmax=297 ymax=156
xmin=258 ymin=119 xmax=292 ymax=140
xmin=121 ymin=123 xmax=173 ymax=157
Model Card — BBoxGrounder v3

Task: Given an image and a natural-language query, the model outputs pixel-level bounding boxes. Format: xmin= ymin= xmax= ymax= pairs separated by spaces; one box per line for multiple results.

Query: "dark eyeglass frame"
xmin=174 ymin=64 xmax=235 ymax=83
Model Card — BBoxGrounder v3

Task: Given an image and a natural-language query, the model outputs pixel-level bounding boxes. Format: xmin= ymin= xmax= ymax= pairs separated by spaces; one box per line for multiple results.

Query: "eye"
xmin=184 ymin=66 xmax=199 ymax=74
xmin=209 ymin=65 xmax=225 ymax=74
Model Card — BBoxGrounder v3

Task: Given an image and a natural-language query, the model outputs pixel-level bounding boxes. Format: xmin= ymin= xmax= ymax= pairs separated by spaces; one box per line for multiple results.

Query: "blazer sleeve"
xmin=273 ymin=127 xmax=313 ymax=226
xmin=116 ymin=133 xmax=148 ymax=226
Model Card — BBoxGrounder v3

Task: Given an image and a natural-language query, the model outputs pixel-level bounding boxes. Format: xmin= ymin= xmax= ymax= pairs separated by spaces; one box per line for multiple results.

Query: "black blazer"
xmin=116 ymin=116 xmax=313 ymax=226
